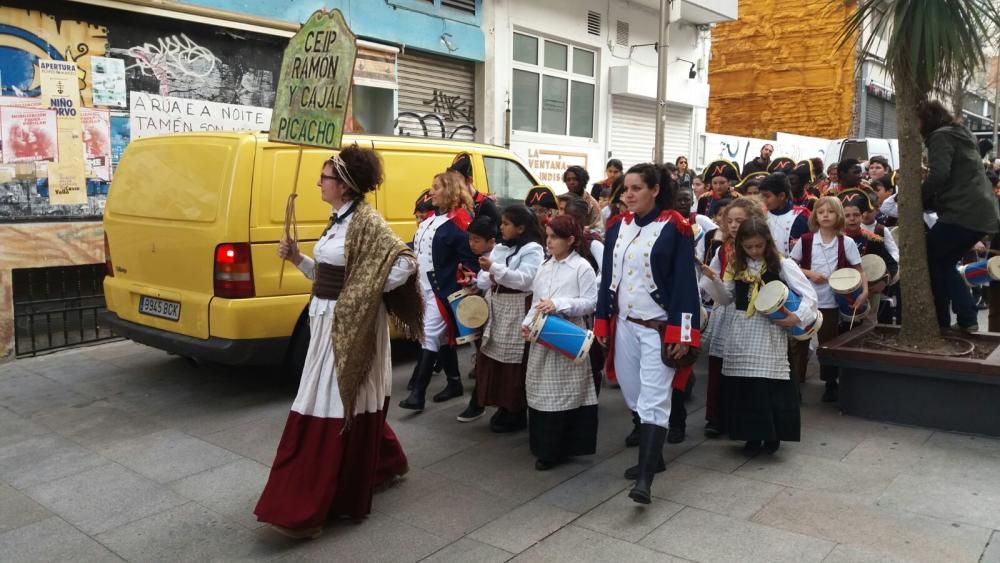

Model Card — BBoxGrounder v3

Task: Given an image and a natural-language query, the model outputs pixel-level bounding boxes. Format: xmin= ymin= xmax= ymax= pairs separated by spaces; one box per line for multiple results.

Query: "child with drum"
xmin=564 ymin=196 xmax=609 ymax=396
xmin=471 ymin=205 xmax=545 ymax=432
xmin=710 ymin=216 xmax=817 ymax=454
xmin=399 ymin=171 xmax=481 ymax=412
xmin=842 ymin=194 xmax=898 ymax=321
xmin=699 ymin=199 xmax=766 ymax=438
xmin=452 ymin=216 xmax=497 ymax=422
xmin=520 ymin=215 xmax=599 ymax=471
xmin=788 ymin=196 xmax=867 ymax=403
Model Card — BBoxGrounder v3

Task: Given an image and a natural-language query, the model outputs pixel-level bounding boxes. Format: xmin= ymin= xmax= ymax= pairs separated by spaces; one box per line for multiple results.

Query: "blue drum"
xmin=829 ymin=268 xmax=869 ymax=323
xmin=959 ymin=256 xmax=1000 ymax=287
xmin=755 ymin=280 xmax=821 ymax=341
xmin=528 ymin=313 xmax=594 ymax=362
xmin=448 ymin=288 xmax=488 ymax=345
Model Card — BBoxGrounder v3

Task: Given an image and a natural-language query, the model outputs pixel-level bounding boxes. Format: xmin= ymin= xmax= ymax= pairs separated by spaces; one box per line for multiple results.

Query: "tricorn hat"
xmin=525 ymin=186 xmax=558 ymax=209
xmin=735 ymin=171 xmax=768 ymax=191
xmin=767 ymin=157 xmax=796 ymax=174
xmin=702 ymin=159 xmax=741 ymax=183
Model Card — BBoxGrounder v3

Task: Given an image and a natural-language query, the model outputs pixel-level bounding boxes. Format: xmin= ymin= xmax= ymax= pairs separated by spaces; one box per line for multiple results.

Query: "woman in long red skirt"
xmin=254 ymin=145 xmax=423 ymax=539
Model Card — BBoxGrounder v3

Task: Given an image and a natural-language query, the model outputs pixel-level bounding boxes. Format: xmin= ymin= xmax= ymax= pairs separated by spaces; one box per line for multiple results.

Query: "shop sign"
xmin=525 ymin=147 xmax=588 ymax=186
xmin=269 ymin=9 xmax=357 ymax=149
xmin=866 ymin=82 xmax=895 ymax=103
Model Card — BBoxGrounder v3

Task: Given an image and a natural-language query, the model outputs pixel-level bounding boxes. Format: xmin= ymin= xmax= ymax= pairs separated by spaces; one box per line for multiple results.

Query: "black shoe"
xmin=743 ymin=440 xmax=762 ymax=455
xmin=457 ymin=391 xmax=484 ymax=422
xmin=535 ymin=459 xmax=557 ymax=471
xmin=624 ymin=456 xmax=666 ymax=480
xmin=399 ymin=350 xmax=438 ymax=411
xmin=625 ymin=411 xmax=641 ymax=447
xmin=432 ymin=380 xmax=464 ymax=402
xmin=822 ymin=383 xmax=839 ymax=403
xmin=629 ymin=424 xmax=667 ymax=505
xmin=667 ymin=427 xmax=685 ymax=444
xmin=432 ymin=346 xmax=464 ymax=402
xmin=763 ymin=440 xmax=780 ymax=454
xmin=490 ymin=409 xmax=526 ymax=433
xmin=704 ymin=423 xmax=722 ymax=438
xmin=456 ymin=403 xmax=485 ymax=423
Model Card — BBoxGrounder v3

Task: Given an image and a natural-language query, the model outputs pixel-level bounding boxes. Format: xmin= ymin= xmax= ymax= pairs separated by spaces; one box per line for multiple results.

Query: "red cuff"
xmin=593 ymin=318 xmax=609 ymax=338
xmin=664 ymin=325 xmax=701 ymax=348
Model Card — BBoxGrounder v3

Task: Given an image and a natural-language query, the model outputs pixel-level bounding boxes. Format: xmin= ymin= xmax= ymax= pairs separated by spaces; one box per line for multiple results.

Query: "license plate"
xmin=138 ymin=296 xmax=181 ymax=321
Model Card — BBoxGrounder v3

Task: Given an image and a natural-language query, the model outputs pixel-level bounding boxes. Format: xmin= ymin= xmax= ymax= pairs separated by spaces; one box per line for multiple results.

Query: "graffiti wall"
xmin=0 ymin=1 xmax=284 ymax=221
xmin=0 ymin=7 xmax=108 ymax=105
xmin=108 ymin=28 xmax=278 ymax=107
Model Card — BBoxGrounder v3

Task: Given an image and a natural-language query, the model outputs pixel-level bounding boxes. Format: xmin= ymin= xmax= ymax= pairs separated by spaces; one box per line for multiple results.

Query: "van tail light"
xmin=104 ymin=232 xmax=113 ymax=277
xmin=214 ymin=243 xmax=255 ymax=298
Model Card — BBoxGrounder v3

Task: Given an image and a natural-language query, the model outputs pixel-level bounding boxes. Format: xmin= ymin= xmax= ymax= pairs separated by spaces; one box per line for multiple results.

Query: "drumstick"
xmin=848 ymin=300 xmax=860 ymax=332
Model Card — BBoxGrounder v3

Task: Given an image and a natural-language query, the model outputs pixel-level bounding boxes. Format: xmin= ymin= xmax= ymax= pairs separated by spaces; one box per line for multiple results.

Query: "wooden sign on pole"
xmin=270 ymin=9 xmax=357 ymax=286
xmin=269 ymin=9 xmax=357 ymax=149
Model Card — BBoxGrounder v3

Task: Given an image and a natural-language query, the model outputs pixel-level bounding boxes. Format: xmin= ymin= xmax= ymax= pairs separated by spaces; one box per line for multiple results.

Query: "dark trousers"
xmin=926 ymin=221 xmax=985 ymax=328
xmin=789 ymin=309 xmax=840 ymax=385
xmin=705 ymin=356 xmax=724 ymax=427
xmin=669 ymin=385 xmax=686 ymax=430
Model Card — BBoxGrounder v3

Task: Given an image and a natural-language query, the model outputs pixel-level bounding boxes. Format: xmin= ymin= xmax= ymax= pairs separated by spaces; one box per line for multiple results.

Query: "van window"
xmin=110 ymin=140 xmax=234 ymax=222
xmin=484 ymin=157 xmax=536 ymax=203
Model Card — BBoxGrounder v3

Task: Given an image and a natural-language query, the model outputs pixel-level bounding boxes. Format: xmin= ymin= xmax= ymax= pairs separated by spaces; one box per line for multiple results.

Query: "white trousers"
xmin=421 ymin=288 xmax=447 ymax=352
xmin=614 ymin=318 xmax=674 ymax=429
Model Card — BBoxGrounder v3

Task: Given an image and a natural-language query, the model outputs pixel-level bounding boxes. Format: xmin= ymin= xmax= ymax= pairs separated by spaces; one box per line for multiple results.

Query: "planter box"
xmin=817 ymin=323 xmax=1000 ymax=437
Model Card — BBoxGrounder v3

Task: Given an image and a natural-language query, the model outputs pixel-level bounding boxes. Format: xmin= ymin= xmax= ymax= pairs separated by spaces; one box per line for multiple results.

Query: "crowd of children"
xmin=396 ymin=145 xmax=984 ymax=506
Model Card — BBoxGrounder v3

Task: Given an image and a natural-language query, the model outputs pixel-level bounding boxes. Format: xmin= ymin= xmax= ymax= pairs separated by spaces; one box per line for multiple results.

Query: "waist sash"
xmin=313 ymin=263 xmax=347 ymax=300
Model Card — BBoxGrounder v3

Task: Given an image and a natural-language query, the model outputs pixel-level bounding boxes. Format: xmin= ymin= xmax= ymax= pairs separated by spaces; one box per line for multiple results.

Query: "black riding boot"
xmin=432 ymin=346 xmax=464 ymax=402
xmin=399 ymin=349 xmax=438 ymax=411
xmin=629 ymin=424 xmax=668 ymax=504
xmin=625 ymin=411 xmax=641 ymax=447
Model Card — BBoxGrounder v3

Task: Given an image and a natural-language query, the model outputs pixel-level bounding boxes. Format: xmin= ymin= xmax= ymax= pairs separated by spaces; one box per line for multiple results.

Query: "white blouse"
xmin=716 ymin=257 xmax=819 ymax=329
xmin=521 ymin=251 xmax=598 ymax=327
xmin=475 ymin=241 xmax=544 ymax=293
xmin=297 ymin=201 xmax=416 ymax=316
xmin=789 ymin=234 xmax=862 ymax=309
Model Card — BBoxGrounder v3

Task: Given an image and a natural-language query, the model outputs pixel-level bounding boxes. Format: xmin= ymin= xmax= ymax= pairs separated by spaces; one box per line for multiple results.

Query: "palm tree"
xmin=839 ymin=0 xmax=1000 ymax=346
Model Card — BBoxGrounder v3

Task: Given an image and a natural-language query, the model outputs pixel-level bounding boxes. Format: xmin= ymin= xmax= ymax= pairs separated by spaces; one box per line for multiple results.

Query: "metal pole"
xmin=992 ymin=54 xmax=999 ymax=158
xmin=653 ymin=0 xmax=671 ymax=164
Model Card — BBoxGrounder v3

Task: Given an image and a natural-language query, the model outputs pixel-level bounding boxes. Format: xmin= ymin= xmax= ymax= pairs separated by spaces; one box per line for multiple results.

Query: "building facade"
xmin=483 ymin=0 xmax=736 ymax=194
xmin=0 ymin=0 xmax=486 ymax=359
xmin=0 ymin=0 xmax=736 ymax=359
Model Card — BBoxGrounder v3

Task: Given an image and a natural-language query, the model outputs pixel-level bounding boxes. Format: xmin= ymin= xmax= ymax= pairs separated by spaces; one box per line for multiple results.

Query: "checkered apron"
xmin=481 ymin=289 xmax=531 ymax=364
xmin=525 ymin=316 xmax=598 ymax=412
xmin=705 ymin=303 xmax=733 ymax=358
xmin=722 ymin=309 xmax=789 ymax=380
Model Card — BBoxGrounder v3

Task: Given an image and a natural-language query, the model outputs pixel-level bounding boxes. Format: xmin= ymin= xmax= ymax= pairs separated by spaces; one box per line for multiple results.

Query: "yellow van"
xmin=101 ymin=132 xmax=542 ymax=371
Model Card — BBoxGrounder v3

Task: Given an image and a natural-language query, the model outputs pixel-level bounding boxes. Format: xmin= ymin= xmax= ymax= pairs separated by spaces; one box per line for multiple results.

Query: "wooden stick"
xmin=278 ymin=146 xmax=304 ymax=288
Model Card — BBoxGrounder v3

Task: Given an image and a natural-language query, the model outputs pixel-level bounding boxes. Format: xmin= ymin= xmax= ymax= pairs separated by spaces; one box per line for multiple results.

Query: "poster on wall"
xmin=110 ymin=114 xmax=130 ymax=171
xmin=39 ymin=60 xmax=87 ymax=204
xmin=81 ymin=109 xmax=112 ymax=181
xmin=91 ymin=56 xmax=127 ymax=108
xmin=48 ymin=161 xmax=88 ymax=205
xmin=129 ymin=92 xmax=272 ymax=140
xmin=0 ymin=107 xmax=59 ymax=163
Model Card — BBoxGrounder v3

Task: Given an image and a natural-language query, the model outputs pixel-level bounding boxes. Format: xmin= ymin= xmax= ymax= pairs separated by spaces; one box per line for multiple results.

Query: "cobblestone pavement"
xmin=1 ymin=338 xmax=999 ymax=563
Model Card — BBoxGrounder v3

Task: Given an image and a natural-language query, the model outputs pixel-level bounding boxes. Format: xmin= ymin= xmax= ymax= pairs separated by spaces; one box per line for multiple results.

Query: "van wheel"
xmin=283 ymin=316 xmax=310 ymax=382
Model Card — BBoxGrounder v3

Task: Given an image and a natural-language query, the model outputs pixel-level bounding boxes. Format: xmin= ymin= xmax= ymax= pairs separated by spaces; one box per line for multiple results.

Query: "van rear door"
xmin=103 ymin=134 xmax=254 ymax=339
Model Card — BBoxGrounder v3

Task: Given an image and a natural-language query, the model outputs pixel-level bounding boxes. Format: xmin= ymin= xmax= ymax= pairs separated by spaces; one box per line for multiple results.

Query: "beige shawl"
xmin=333 ymin=201 xmax=423 ymax=426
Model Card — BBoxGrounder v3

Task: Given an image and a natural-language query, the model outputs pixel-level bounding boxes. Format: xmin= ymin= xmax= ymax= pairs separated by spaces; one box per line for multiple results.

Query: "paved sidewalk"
xmin=1 ymin=340 xmax=999 ymax=562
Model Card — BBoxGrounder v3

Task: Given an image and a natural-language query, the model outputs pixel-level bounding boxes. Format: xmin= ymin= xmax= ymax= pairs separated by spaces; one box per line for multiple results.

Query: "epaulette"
xmin=861 ymin=228 xmax=883 ymax=243
xmin=661 ymin=209 xmax=693 ymax=236
xmin=447 ymin=208 xmax=472 ymax=231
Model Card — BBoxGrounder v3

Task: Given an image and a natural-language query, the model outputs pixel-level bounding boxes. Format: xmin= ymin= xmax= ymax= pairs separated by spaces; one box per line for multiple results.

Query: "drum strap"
xmin=799 ymin=233 xmax=847 ymax=271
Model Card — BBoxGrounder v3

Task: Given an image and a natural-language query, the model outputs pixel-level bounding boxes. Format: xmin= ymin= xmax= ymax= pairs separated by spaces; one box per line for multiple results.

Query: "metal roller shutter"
xmin=609 ymin=97 xmax=693 ymax=168
xmin=865 ymin=95 xmax=897 ymax=138
xmin=397 ymin=50 xmax=477 ymax=141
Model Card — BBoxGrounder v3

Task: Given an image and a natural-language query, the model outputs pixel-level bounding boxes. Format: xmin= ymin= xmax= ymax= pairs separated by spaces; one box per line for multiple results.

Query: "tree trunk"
xmin=894 ymin=83 xmax=941 ymax=346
